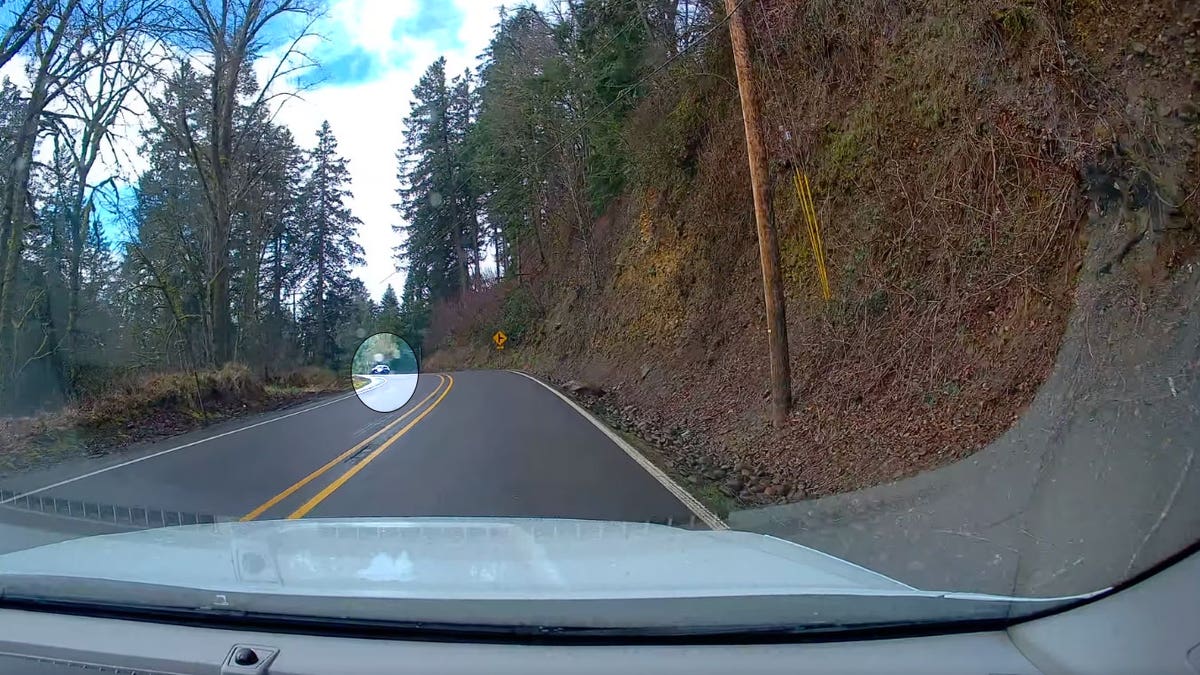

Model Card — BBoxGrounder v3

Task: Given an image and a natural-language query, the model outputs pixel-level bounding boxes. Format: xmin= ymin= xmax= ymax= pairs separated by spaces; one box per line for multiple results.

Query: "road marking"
xmin=287 ymin=374 xmax=455 ymax=519
xmin=507 ymin=370 xmax=728 ymax=530
xmin=0 ymin=389 xmax=367 ymax=507
xmin=355 ymin=375 xmax=387 ymax=394
xmin=240 ymin=374 xmax=448 ymax=521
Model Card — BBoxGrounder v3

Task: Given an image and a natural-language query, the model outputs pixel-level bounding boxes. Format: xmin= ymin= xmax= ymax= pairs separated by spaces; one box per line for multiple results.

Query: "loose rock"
xmin=564 ymin=380 xmax=605 ymax=397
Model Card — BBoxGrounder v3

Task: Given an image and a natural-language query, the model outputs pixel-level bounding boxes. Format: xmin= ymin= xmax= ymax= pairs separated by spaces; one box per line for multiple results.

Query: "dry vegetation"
xmin=427 ymin=0 xmax=1198 ymax=504
xmin=0 ymin=364 xmax=346 ymax=475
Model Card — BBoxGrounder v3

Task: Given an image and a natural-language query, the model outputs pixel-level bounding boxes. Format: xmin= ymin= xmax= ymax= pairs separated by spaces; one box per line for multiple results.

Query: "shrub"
xmin=500 ymin=284 xmax=541 ymax=345
xmin=81 ymin=363 xmax=266 ymax=429
xmin=994 ymin=3 xmax=1037 ymax=40
xmin=271 ymin=366 xmax=341 ymax=391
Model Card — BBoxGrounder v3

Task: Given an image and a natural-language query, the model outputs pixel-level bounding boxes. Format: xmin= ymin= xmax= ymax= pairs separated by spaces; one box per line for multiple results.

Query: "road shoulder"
xmin=507 ymin=370 xmax=726 ymax=530
xmin=0 ymin=390 xmax=358 ymax=499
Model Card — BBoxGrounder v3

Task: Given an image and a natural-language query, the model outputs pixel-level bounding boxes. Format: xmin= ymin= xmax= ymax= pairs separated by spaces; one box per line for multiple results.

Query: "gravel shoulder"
xmin=730 ymin=225 xmax=1200 ymax=596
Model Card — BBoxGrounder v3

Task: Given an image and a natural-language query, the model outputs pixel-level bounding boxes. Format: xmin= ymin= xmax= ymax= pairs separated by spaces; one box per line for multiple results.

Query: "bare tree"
xmin=0 ymin=0 xmax=161 ymax=394
xmin=0 ymin=0 xmax=58 ymax=72
xmin=41 ymin=0 xmax=164 ymax=390
xmin=137 ymin=0 xmax=318 ymax=365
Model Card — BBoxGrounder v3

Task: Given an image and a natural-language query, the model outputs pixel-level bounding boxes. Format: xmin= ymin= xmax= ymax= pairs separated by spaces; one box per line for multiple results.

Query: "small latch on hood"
xmin=222 ymin=644 xmax=279 ymax=674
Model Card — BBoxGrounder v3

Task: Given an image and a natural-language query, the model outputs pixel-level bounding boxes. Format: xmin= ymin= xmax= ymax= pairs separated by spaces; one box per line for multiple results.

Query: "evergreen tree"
xmin=330 ymin=276 xmax=375 ymax=370
xmin=376 ymin=284 xmax=403 ymax=335
xmin=298 ymin=121 xmax=364 ymax=366
xmin=472 ymin=6 xmax=564 ymax=278
xmin=395 ymin=58 xmax=477 ymax=310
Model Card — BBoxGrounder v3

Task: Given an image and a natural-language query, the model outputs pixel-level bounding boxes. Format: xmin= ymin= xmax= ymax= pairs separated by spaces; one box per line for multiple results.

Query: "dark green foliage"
xmin=298 ymin=121 xmax=366 ymax=367
xmin=395 ymin=0 xmax=710 ymax=336
xmin=500 ymin=284 xmax=540 ymax=344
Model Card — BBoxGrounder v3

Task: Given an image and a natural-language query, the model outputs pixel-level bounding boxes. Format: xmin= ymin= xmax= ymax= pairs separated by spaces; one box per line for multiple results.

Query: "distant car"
xmin=370 ymin=364 xmax=390 ymax=375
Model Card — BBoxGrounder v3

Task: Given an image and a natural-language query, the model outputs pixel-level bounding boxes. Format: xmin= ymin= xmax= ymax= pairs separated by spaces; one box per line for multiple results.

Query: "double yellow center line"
xmin=241 ymin=374 xmax=454 ymax=521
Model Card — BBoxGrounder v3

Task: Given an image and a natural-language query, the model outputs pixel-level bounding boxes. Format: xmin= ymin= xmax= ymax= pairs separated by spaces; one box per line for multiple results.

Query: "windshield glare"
xmin=0 ymin=0 xmax=1196 ymax=635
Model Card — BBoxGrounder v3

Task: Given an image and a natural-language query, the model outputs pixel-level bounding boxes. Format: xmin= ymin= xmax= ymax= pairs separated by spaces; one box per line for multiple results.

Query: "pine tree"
xmin=298 ymin=121 xmax=364 ymax=367
xmin=129 ymin=66 xmax=212 ymax=366
xmin=376 ymin=284 xmax=403 ymax=336
xmin=331 ymin=276 xmax=375 ymax=370
xmin=472 ymin=6 xmax=565 ymax=278
xmin=395 ymin=58 xmax=478 ymax=311
xmin=239 ymin=121 xmax=307 ymax=367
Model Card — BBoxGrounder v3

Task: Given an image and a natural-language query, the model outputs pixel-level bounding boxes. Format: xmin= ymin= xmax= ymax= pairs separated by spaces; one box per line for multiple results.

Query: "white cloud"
xmin=326 ymin=0 xmax=420 ymax=62
xmin=268 ymin=0 xmax=509 ymax=299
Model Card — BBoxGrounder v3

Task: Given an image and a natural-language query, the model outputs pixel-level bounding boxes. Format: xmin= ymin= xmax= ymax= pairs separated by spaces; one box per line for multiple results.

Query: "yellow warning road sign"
xmin=493 ymin=330 xmax=507 ymax=350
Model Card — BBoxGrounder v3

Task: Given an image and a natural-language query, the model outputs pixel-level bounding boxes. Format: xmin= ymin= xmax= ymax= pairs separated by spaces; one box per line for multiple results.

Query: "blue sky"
xmin=298 ymin=0 xmax=467 ymax=88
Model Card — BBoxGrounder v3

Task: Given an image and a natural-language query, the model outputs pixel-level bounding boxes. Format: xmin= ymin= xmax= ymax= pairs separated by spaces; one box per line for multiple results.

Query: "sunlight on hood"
xmin=0 ymin=517 xmax=917 ymax=600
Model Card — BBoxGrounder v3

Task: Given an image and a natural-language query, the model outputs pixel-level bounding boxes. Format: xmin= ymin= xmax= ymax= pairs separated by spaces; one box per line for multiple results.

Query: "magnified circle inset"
xmin=352 ymin=332 xmax=419 ymax=413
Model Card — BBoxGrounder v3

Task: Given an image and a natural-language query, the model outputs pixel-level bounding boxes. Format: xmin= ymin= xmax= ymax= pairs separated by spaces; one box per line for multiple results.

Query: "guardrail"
xmin=0 ymin=489 xmax=231 ymax=528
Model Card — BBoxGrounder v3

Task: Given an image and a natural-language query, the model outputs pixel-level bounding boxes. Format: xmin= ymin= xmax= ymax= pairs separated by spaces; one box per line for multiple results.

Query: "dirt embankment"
xmin=0 ymin=364 xmax=347 ymax=476
xmin=427 ymin=0 xmax=1198 ymax=505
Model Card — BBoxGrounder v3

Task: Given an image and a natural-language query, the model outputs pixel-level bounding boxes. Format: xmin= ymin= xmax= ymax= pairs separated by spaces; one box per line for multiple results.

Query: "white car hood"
xmin=0 ymin=519 xmax=1099 ymax=631
xmin=0 ymin=518 xmax=912 ymax=600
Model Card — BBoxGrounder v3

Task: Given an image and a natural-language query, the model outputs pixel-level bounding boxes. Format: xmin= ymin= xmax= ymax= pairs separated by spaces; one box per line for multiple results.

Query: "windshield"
xmin=0 ymin=0 xmax=1196 ymax=636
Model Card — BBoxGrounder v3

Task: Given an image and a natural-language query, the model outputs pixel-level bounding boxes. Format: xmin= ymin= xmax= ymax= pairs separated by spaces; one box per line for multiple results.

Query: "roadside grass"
xmin=352 ymin=375 xmax=370 ymax=389
xmin=0 ymin=364 xmax=348 ymax=477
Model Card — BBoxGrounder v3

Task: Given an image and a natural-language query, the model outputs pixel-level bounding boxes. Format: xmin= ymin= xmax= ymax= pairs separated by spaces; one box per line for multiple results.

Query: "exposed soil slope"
xmin=427 ymin=0 xmax=1198 ymax=505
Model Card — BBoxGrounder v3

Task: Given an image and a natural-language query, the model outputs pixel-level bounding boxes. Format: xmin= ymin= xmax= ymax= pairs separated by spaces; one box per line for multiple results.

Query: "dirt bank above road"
xmin=427 ymin=0 xmax=1198 ymax=510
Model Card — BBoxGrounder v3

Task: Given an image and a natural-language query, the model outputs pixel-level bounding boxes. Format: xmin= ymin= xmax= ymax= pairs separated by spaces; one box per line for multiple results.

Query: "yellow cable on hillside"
xmin=806 ymin=173 xmax=831 ymax=299
xmin=794 ymin=169 xmax=831 ymax=301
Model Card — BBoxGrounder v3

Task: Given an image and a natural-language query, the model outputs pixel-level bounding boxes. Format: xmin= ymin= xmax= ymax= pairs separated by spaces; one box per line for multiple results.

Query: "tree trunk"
xmin=236 ymin=252 xmax=261 ymax=364
xmin=63 ymin=198 xmax=87 ymax=396
xmin=493 ymin=219 xmax=504 ymax=279
xmin=204 ymin=48 xmax=242 ymax=366
xmin=271 ymin=233 xmax=284 ymax=318
xmin=315 ymin=253 xmax=325 ymax=363
xmin=470 ymin=206 xmax=483 ymax=285
xmin=450 ymin=216 xmax=469 ymax=299
xmin=0 ymin=94 xmax=45 ymax=392
xmin=208 ymin=238 xmax=233 ymax=364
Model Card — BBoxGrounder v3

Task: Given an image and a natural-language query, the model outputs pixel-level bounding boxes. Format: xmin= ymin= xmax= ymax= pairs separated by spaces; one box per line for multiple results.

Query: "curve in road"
xmin=0 ymin=371 xmax=718 ymax=555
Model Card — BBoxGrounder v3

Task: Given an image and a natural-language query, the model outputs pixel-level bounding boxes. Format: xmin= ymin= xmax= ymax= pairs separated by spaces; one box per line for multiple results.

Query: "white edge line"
xmin=354 ymin=374 xmax=387 ymax=393
xmin=0 ymin=390 xmax=362 ymax=506
xmin=507 ymin=370 xmax=728 ymax=531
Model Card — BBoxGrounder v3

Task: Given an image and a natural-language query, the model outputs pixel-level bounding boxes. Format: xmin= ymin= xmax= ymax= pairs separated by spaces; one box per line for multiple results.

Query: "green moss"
xmin=628 ymin=86 xmax=717 ymax=201
xmin=911 ymin=88 xmax=947 ymax=129
xmin=994 ymin=2 xmax=1037 ymax=40
xmin=822 ymin=104 xmax=878 ymax=182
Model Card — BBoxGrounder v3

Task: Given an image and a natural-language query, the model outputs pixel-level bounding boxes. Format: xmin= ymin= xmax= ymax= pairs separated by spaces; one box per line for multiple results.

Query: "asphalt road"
xmin=0 ymin=371 xmax=710 ymax=555
xmin=355 ymin=373 xmax=418 ymax=413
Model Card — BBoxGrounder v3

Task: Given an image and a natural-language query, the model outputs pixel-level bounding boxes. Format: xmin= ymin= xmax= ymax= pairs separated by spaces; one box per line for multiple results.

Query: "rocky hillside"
xmin=426 ymin=0 xmax=1198 ymax=507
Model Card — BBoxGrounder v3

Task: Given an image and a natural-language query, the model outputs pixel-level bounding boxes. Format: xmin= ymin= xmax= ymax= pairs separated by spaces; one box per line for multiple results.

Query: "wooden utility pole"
xmin=724 ymin=0 xmax=792 ymax=427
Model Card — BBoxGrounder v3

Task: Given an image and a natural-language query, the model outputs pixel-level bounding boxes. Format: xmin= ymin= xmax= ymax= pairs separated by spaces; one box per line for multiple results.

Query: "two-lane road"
xmin=0 ymin=371 xmax=718 ymax=553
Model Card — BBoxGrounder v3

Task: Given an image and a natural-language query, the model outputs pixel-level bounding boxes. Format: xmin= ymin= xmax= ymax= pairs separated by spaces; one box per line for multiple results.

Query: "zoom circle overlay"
xmin=353 ymin=333 xmax=419 ymax=413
